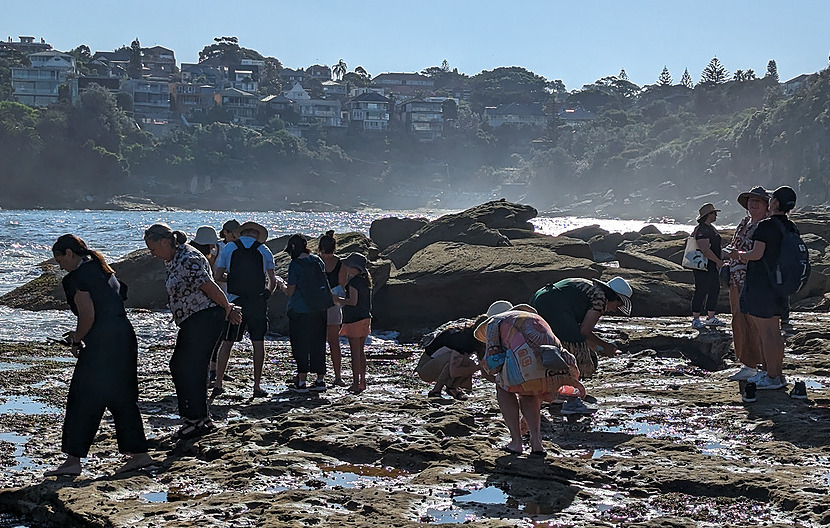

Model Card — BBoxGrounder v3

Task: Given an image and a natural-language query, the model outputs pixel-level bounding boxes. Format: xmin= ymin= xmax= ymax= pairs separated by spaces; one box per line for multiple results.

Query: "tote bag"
xmin=681 ymin=236 xmax=709 ymax=270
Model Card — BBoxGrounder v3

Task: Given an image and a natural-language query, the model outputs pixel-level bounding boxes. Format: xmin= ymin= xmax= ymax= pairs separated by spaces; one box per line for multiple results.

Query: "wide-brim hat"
xmin=192 ymin=225 xmax=219 ymax=245
xmin=737 ymin=186 xmax=770 ymax=210
xmin=474 ymin=302 xmax=537 ymax=342
xmin=233 ymin=221 xmax=268 ymax=243
xmin=697 ymin=203 xmax=721 ymax=222
xmin=343 ymin=252 xmax=368 ymax=274
xmin=599 ymin=276 xmax=632 ymax=316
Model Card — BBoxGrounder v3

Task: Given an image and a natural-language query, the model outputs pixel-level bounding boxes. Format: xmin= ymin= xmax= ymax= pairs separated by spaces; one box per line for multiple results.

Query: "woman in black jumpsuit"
xmin=45 ymin=234 xmax=153 ymax=476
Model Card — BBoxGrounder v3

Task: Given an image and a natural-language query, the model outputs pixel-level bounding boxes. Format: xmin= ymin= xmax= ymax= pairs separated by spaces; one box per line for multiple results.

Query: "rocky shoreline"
xmin=1 ymin=313 xmax=829 ymax=526
xmin=2 ymin=200 xmax=830 ymax=526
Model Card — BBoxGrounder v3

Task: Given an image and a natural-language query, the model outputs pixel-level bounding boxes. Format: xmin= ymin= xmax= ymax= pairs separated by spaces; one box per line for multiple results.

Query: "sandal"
xmin=172 ymin=417 xmax=216 ymax=442
xmin=446 ymin=388 xmax=468 ymax=401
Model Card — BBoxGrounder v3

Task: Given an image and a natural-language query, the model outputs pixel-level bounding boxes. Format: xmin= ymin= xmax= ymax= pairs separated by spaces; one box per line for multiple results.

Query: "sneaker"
xmin=691 ymin=319 xmax=706 ymax=329
xmin=561 ymin=398 xmax=597 ymax=415
xmin=746 ymin=370 xmax=767 ymax=384
xmin=704 ymin=316 xmax=724 ymax=326
xmin=755 ymin=374 xmax=786 ymax=390
xmin=742 ymin=382 xmax=757 ymax=403
xmin=310 ymin=379 xmax=327 ymax=392
xmin=790 ymin=381 xmax=807 ymax=400
xmin=728 ymin=366 xmax=759 ymax=382
xmin=289 ymin=382 xmax=309 ymax=394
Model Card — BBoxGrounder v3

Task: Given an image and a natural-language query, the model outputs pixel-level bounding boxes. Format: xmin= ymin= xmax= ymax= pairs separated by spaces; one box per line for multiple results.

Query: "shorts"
xmin=326 ymin=304 xmax=342 ymax=326
xmin=228 ymin=294 xmax=268 ymax=341
xmin=340 ymin=318 xmax=370 ymax=338
xmin=740 ymin=280 xmax=787 ymax=319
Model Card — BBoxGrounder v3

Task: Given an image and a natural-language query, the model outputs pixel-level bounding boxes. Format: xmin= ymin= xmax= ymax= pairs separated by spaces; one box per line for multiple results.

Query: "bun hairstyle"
xmin=284 ymin=234 xmax=308 ymax=260
xmin=772 ymin=186 xmax=797 ymax=213
xmin=52 ymin=234 xmax=114 ymax=275
xmin=144 ymin=223 xmax=187 ymax=246
xmin=318 ymin=230 xmax=336 ymax=254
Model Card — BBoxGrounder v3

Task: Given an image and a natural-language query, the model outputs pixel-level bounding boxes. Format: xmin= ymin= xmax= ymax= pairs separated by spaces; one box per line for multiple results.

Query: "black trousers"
xmin=288 ymin=310 xmax=327 ymax=375
xmin=62 ymin=320 xmax=147 ymax=458
xmin=692 ymin=265 xmax=720 ymax=314
xmin=171 ymin=306 xmax=224 ymax=420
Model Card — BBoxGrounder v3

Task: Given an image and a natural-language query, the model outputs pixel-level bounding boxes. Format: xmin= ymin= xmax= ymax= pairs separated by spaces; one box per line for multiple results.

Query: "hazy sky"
xmin=4 ymin=0 xmax=829 ymax=90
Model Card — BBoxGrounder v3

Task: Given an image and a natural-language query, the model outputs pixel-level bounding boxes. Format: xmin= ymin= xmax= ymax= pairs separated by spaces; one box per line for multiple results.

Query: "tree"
xmin=680 ymin=68 xmax=694 ymax=88
xmin=333 ymin=59 xmax=347 ymax=81
xmin=128 ymin=38 xmax=143 ymax=79
xmin=258 ymin=57 xmax=283 ymax=95
xmin=657 ymin=66 xmax=672 ymax=86
xmin=765 ymin=60 xmax=779 ymax=83
xmin=700 ymin=57 xmax=728 ymax=85
xmin=618 ymin=68 xmax=629 ymax=81
xmin=198 ymin=36 xmax=263 ymax=67
xmin=354 ymin=66 xmax=369 ymax=81
xmin=733 ymin=69 xmax=757 ymax=82
xmin=470 ymin=66 xmax=550 ymax=106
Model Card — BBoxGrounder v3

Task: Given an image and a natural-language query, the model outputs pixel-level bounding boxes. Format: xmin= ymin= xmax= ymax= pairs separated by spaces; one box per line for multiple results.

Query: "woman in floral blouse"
xmin=724 ymin=187 xmax=769 ymax=382
xmin=144 ymin=223 xmax=241 ymax=440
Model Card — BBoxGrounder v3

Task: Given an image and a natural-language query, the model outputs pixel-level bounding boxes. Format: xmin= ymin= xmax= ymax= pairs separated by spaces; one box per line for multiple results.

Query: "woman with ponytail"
xmin=318 ymin=230 xmax=347 ymax=386
xmin=46 ymin=234 xmax=153 ymax=476
xmin=144 ymin=224 xmax=241 ymax=440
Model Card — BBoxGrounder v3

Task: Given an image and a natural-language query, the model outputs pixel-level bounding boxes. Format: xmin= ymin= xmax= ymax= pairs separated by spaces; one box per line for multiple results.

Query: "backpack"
xmin=296 ymin=256 xmax=335 ymax=311
xmin=764 ymin=217 xmax=811 ymax=296
xmin=227 ymin=240 xmax=266 ymax=297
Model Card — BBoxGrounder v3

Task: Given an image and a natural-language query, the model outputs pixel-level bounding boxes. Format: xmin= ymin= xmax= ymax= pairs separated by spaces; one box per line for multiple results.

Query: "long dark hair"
xmin=52 ymin=234 xmax=114 ymax=275
xmin=318 ymin=230 xmax=336 ymax=254
xmin=144 ymin=223 xmax=187 ymax=246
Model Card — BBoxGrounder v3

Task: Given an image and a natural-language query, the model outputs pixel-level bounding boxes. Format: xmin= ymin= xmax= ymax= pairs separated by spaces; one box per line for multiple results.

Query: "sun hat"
xmin=284 ymin=233 xmax=308 ymax=254
xmin=233 ymin=221 xmax=268 ymax=243
xmin=605 ymin=276 xmax=632 ymax=316
xmin=192 ymin=226 xmax=219 ymax=245
xmin=737 ymin=186 xmax=770 ymax=210
xmin=343 ymin=252 xmax=368 ymax=274
xmin=696 ymin=203 xmax=721 ymax=222
xmin=473 ymin=302 xmax=539 ymax=342
xmin=486 ymin=300 xmax=513 ymax=317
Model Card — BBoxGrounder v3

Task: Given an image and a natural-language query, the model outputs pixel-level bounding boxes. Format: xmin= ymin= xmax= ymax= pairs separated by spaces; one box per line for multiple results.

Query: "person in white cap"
xmin=530 ymin=276 xmax=632 ymax=414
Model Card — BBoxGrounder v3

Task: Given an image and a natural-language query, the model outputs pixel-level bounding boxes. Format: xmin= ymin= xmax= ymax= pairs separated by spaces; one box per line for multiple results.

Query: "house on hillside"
xmin=322 ymin=80 xmax=347 ymax=99
xmin=307 ymin=64 xmax=332 ymax=81
xmin=279 ymin=68 xmax=306 ymax=86
xmin=397 ymin=98 xmax=443 ymax=141
xmin=783 ymin=74 xmax=818 ymax=95
xmin=0 ymin=36 xmax=52 ymax=55
xmin=556 ymin=104 xmax=596 ymax=126
xmin=284 ymin=82 xmax=311 ymax=101
xmin=220 ymin=87 xmax=258 ymax=124
xmin=171 ymin=83 xmax=219 ymax=117
xmin=371 ymin=72 xmax=434 ymax=97
xmin=142 ymin=46 xmax=176 ymax=80
xmin=346 ymin=91 xmax=391 ymax=133
xmin=485 ymin=103 xmax=549 ymax=128
xmin=181 ymin=62 xmax=226 ymax=88
xmin=11 ymin=51 xmax=77 ymax=106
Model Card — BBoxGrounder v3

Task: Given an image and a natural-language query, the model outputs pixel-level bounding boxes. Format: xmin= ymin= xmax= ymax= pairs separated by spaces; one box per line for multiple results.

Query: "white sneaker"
xmin=704 ymin=316 xmax=724 ymax=326
xmin=755 ymin=374 xmax=786 ymax=390
xmin=728 ymin=366 xmax=759 ymax=381
xmin=561 ymin=398 xmax=597 ymax=415
xmin=691 ymin=319 xmax=706 ymax=329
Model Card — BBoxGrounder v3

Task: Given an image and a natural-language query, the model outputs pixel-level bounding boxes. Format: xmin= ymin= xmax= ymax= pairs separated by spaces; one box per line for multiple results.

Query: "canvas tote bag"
xmin=681 ymin=236 xmax=709 ymax=270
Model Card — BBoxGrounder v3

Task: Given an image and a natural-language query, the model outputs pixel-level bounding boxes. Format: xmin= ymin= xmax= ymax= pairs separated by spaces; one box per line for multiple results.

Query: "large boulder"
xmin=372 ymin=240 xmax=601 ymax=336
xmin=559 ymin=224 xmax=609 ymax=242
xmin=380 ymin=200 xmax=537 ymax=268
xmin=112 ymin=250 xmax=168 ymax=309
xmin=615 ymin=250 xmax=685 ymax=273
xmin=369 ymin=217 xmax=429 ymax=251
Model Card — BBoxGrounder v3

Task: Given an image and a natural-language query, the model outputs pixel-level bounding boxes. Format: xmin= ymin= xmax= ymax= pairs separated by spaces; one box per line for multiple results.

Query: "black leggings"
xmin=62 ymin=323 xmax=147 ymax=458
xmin=288 ymin=311 xmax=327 ymax=375
xmin=692 ymin=266 xmax=720 ymax=314
xmin=171 ymin=306 xmax=224 ymax=420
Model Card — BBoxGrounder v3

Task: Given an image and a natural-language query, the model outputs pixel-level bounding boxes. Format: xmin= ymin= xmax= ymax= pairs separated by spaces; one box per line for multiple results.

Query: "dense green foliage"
xmin=1 ymin=55 xmax=829 ymax=211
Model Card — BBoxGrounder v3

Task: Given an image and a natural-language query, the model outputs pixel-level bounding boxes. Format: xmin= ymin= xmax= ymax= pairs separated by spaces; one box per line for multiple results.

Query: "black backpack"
xmin=296 ymin=256 xmax=335 ymax=311
xmin=227 ymin=240 xmax=266 ymax=297
xmin=765 ymin=217 xmax=811 ymax=295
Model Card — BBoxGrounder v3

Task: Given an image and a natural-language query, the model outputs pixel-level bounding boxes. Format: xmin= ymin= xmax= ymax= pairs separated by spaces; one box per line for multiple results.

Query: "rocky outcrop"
xmin=380 ymin=200 xmax=537 ymax=268
xmin=373 ymin=240 xmax=601 ymax=336
xmin=369 ymin=217 xmax=428 ymax=251
xmin=614 ymin=250 xmax=685 ymax=273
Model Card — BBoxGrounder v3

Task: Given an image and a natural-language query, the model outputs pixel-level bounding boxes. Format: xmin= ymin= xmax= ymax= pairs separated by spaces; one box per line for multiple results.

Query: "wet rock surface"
xmin=1 ymin=314 xmax=829 ymax=527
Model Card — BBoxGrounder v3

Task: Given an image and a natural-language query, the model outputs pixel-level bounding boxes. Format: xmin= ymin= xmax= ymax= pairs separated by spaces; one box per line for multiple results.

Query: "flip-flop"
xmin=500 ymin=446 xmax=522 ymax=455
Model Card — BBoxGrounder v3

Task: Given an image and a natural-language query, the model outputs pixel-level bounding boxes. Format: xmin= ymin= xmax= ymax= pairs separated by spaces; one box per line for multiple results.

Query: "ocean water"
xmin=0 ymin=209 xmax=694 ymax=344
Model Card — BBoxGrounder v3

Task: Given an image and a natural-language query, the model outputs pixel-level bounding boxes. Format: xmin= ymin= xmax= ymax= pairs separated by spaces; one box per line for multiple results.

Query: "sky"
xmin=3 ymin=0 xmax=829 ymax=90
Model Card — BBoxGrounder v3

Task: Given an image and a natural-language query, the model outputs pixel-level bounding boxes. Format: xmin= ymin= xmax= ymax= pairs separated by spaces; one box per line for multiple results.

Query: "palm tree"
xmin=333 ymin=59 xmax=347 ymax=81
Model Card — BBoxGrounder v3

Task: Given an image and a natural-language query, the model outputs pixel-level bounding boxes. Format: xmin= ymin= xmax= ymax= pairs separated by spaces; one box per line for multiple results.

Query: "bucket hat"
xmin=697 ymin=203 xmax=721 ymax=222
xmin=737 ymin=186 xmax=770 ymax=210
xmin=343 ymin=253 xmax=368 ymax=274
xmin=192 ymin=226 xmax=219 ymax=245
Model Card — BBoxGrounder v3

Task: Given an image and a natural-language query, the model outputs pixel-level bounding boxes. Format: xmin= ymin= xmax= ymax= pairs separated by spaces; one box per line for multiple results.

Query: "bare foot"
xmin=45 ymin=459 xmax=81 ymax=477
xmin=115 ymin=453 xmax=156 ymax=474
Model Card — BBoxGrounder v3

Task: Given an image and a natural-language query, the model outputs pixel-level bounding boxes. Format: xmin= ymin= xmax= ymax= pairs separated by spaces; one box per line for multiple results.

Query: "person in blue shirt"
xmin=212 ymin=221 xmax=276 ymax=398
